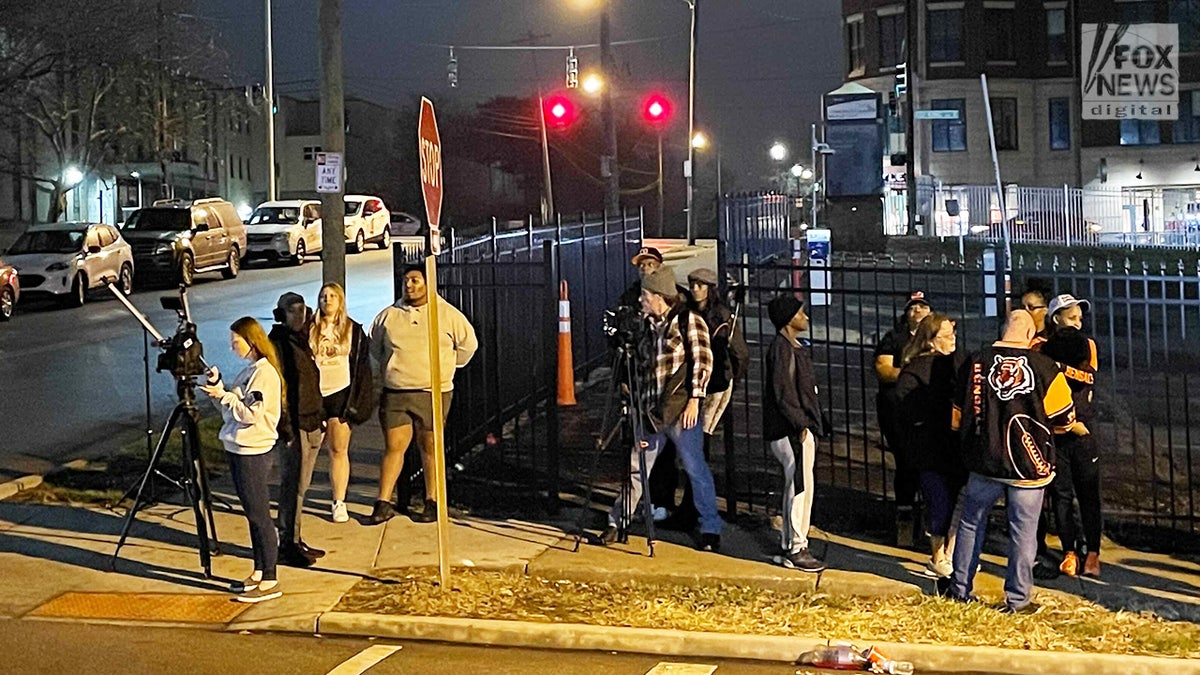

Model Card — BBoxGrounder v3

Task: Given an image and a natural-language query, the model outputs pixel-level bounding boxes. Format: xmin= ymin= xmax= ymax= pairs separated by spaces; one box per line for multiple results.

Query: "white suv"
xmin=245 ymin=200 xmax=323 ymax=266
xmin=5 ymin=222 xmax=135 ymax=306
xmin=343 ymin=195 xmax=391 ymax=253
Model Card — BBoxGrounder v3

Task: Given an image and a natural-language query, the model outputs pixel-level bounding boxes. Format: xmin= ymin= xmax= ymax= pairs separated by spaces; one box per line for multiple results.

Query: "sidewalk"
xmin=2 ymin=411 xmax=1200 ymax=674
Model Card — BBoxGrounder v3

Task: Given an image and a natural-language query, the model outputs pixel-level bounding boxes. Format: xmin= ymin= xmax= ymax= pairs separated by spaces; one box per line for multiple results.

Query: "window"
xmin=303 ymin=146 xmax=322 ymax=161
xmin=1173 ymin=91 xmax=1200 ymax=143
xmin=1046 ymin=8 xmax=1067 ymax=62
xmin=1049 ymin=98 xmax=1071 ymax=150
xmin=985 ymin=9 xmax=1016 ymax=62
xmin=992 ymin=98 xmax=1019 ymax=150
xmin=878 ymin=12 xmax=905 ymax=68
xmin=1121 ymin=119 xmax=1161 ymax=145
xmin=928 ymin=9 xmax=962 ymax=62
xmin=1170 ymin=1 xmax=1199 ymax=51
xmin=931 ymin=98 xmax=967 ymax=151
xmin=846 ymin=18 xmax=865 ymax=73
xmin=1122 ymin=1 xmax=1156 ymax=22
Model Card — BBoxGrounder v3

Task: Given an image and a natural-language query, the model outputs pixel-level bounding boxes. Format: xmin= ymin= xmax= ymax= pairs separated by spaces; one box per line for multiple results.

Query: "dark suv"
xmin=122 ymin=198 xmax=248 ymax=286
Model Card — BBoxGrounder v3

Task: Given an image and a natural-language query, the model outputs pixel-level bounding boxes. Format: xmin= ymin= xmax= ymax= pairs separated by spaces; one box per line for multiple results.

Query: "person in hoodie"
xmin=948 ymin=309 xmax=1081 ymax=613
xmin=268 ymin=292 xmax=326 ymax=568
xmin=763 ymin=295 xmax=826 ymax=573
xmin=201 ymin=317 xmax=285 ymax=603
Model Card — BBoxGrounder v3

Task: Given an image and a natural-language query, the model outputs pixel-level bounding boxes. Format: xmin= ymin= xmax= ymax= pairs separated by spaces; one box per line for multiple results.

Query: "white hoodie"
xmin=211 ymin=358 xmax=282 ymax=456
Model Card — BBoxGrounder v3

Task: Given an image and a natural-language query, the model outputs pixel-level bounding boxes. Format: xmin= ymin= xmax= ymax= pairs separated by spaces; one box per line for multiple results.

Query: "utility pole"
xmin=319 ymin=0 xmax=346 ymax=288
xmin=265 ymin=0 xmax=278 ymax=201
xmin=904 ymin=0 xmax=918 ymax=235
xmin=685 ymin=0 xmax=698 ymax=244
xmin=657 ymin=131 xmax=664 ymax=236
xmin=601 ymin=1 xmax=620 ymax=216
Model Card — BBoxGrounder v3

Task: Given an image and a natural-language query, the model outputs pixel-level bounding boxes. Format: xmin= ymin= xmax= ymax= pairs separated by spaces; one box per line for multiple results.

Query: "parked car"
xmin=121 ymin=197 xmax=247 ymax=286
xmin=4 ymin=222 xmax=134 ymax=306
xmin=343 ymin=195 xmax=391 ymax=253
xmin=388 ymin=210 xmax=424 ymax=237
xmin=0 ymin=257 xmax=18 ymax=320
xmin=245 ymin=200 xmax=323 ymax=266
xmin=971 ymin=210 xmax=1104 ymax=242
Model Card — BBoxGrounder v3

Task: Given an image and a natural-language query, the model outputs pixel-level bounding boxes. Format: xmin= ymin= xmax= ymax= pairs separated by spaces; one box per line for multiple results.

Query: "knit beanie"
xmin=768 ymin=295 xmax=803 ymax=331
xmin=641 ymin=266 xmax=679 ymax=298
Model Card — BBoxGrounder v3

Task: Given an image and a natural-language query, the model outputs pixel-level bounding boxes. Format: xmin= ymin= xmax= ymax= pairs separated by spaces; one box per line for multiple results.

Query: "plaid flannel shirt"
xmin=640 ymin=307 xmax=713 ymax=416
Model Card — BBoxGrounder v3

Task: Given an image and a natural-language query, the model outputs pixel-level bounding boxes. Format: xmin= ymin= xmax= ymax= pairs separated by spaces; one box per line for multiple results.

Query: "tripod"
xmin=110 ymin=378 xmax=221 ymax=577
xmin=572 ymin=342 xmax=657 ymax=556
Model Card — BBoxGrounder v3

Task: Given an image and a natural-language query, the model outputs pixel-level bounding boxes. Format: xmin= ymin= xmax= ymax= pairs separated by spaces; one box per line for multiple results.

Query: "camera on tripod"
xmin=156 ymin=295 xmax=206 ymax=379
xmin=603 ymin=305 xmax=645 ymax=349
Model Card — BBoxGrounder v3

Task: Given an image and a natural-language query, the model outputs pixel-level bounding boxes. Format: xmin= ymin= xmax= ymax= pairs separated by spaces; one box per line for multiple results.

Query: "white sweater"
xmin=210 ymin=358 xmax=282 ymax=456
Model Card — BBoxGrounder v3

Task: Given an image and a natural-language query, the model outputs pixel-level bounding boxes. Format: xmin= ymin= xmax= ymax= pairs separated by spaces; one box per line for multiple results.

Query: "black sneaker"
xmin=298 ymin=541 xmax=325 ymax=559
xmin=367 ymin=500 xmax=398 ymax=525
xmin=278 ymin=543 xmax=315 ymax=568
xmin=999 ymin=601 xmax=1041 ymax=615
xmin=411 ymin=499 xmax=438 ymax=523
xmin=1033 ymin=560 xmax=1060 ymax=580
xmin=698 ymin=533 xmax=721 ymax=553
xmin=781 ymin=548 xmax=825 ymax=572
xmin=599 ymin=525 xmax=618 ymax=545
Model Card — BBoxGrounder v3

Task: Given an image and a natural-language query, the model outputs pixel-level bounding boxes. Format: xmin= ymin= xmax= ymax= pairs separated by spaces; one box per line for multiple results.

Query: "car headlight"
xmin=46 ymin=261 xmax=71 ymax=271
xmin=154 ymin=242 xmax=175 ymax=255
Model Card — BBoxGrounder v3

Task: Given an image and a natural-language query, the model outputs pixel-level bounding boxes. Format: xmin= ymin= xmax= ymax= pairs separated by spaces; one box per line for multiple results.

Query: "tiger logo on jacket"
xmin=988 ymin=354 xmax=1036 ymax=402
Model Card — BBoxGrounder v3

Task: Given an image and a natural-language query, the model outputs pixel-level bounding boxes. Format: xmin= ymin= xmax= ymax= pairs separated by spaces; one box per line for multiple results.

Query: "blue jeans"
xmin=950 ymin=472 xmax=1045 ymax=611
xmin=609 ymin=418 xmax=722 ymax=535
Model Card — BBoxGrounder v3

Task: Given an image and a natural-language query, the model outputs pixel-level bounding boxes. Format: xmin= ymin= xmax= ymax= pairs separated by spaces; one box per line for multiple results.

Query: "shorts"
xmin=380 ymin=389 xmax=453 ymax=430
xmin=322 ymin=387 xmax=350 ymax=421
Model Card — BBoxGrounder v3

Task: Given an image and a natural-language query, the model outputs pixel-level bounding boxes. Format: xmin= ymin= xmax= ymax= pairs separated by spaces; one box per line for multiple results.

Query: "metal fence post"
xmin=543 ymin=239 xmax=561 ymax=509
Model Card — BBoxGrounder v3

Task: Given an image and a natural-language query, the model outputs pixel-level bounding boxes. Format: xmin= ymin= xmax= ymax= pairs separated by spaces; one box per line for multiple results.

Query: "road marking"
xmin=643 ymin=663 xmax=717 ymax=675
xmin=324 ymin=645 xmax=402 ymax=675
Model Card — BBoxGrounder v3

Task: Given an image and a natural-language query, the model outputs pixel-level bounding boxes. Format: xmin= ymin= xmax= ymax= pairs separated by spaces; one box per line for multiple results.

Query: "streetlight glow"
xmin=691 ymin=132 xmax=708 ymax=149
xmin=130 ymin=171 xmax=141 ymax=179
xmin=64 ymin=167 xmax=84 ymax=186
xmin=790 ymin=163 xmax=804 ymax=177
xmin=801 ymin=168 xmax=813 ymax=180
xmin=581 ymin=72 xmax=604 ymax=95
xmin=769 ymin=142 xmax=788 ymax=162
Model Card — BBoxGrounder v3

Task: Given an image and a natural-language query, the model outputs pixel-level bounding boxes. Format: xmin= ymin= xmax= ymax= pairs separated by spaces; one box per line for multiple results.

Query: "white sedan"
xmin=5 ymin=222 xmax=134 ymax=306
xmin=344 ymin=195 xmax=391 ymax=253
xmin=245 ymin=200 xmax=323 ymax=266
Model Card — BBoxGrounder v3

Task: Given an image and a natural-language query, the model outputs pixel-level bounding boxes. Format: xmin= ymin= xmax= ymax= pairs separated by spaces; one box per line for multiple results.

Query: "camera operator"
xmin=600 ymin=267 xmax=723 ymax=552
xmin=269 ymin=292 xmax=326 ymax=568
xmin=200 ymin=317 xmax=285 ymax=603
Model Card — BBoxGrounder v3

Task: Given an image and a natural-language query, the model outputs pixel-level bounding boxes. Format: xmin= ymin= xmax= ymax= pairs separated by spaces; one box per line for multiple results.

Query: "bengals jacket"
xmin=952 ymin=345 xmax=1075 ymax=488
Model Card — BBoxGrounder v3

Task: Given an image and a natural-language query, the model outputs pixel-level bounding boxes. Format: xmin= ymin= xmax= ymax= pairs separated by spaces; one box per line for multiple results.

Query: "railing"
xmin=718 ymin=192 xmax=790 ymax=272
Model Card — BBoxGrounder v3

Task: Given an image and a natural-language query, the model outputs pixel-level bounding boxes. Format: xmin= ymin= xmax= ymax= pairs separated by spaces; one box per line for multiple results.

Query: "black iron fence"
xmin=721 ymin=248 xmax=1200 ymax=537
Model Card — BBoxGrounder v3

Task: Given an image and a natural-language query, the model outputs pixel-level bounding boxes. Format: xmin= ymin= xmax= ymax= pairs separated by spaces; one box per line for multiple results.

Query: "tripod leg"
xmin=188 ymin=414 xmax=221 ymax=555
xmin=180 ymin=413 xmax=215 ymax=577
xmin=111 ymin=404 xmax=187 ymax=569
xmin=636 ymin=437 xmax=657 ymax=557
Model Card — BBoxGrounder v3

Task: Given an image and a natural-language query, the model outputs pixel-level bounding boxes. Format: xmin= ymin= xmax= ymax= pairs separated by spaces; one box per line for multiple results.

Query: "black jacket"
xmin=895 ymin=352 xmax=965 ymax=475
xmin=698 ymin=300 xmax=749 ymax=393
xmin=339 ymin=321 xmax=377 ymax=426
xmin=269 ymin=323 xmax=324 ymax=435
xmin=763 ymin=332 xmax=823 ymax=442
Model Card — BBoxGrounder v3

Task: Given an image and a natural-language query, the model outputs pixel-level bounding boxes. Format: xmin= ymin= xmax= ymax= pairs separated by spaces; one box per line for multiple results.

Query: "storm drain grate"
xmin=27 ymin=592 xmax=250 ymax=623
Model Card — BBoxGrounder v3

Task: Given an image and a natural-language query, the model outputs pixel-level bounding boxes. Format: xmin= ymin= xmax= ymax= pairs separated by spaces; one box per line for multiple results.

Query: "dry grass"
xmin=337 ymin=568 xmax=1200 ymax=659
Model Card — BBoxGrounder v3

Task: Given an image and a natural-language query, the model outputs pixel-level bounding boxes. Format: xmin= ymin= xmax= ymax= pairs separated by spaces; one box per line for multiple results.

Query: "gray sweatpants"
xmin=275 ymin=428 xmax=324 ymax=545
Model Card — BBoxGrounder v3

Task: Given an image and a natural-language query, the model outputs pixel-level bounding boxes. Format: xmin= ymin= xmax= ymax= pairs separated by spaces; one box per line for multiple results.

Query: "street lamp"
xmin=131 ymin=171 xmax=143 ymax=209
xmin=64 ymin=167 xmax=84 ymax=186
xmin=265 ymin=0 xmax=278 ymax=201
xmin=581 ymin=72 xmax=604 ymax=95
xmin=769 ymin=142 xmax=788 ymax=162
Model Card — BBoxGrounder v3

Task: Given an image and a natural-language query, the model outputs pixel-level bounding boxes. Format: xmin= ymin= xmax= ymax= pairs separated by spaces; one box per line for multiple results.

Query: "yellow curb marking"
xmin=27 ymin=592 xmax=249 ymax=623
xmin=324 ymin=645 xmax=403 ymax=675
xmin=644 ymin=664 xmax=718 ymax=675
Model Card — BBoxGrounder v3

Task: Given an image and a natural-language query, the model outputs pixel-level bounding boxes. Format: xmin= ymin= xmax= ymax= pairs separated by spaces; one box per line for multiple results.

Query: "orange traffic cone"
xmin=557 ymin=280 xmax=577 ymax=406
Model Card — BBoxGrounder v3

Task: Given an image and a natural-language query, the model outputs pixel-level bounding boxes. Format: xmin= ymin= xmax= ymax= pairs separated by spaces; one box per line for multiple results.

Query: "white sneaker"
xmin=332 ymin=501 xmax=349 ymax=523
xmin=924 ymin=558 xmax=953 ymax=579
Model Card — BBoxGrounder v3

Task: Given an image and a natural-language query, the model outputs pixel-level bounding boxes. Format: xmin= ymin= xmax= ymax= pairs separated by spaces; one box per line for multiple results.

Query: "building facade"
xmin=842 ymin=0 xmax=1200 ymax=231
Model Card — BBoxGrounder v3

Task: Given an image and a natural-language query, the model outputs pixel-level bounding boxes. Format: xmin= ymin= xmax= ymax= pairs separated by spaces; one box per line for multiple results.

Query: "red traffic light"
xmin=642 ymin=93 xmax=672 ymax=125
xmin=543 ymin=94 xmax=578 ymax=129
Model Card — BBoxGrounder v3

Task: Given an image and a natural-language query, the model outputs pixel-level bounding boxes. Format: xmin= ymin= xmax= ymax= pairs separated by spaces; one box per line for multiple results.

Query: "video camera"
xmin=603 ymin=305 xmax=645 ymax=349
xmin=107 ymin=283 xmax=207 ymax=380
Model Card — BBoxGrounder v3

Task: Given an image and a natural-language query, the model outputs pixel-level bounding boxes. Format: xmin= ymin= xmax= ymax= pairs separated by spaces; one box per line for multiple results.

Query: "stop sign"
xmin=418 ymin=97 xmax=443 ymax=248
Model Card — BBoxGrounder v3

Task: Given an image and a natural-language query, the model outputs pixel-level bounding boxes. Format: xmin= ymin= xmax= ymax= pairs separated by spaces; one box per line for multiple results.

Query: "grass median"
xmin=336 ymin=568 xmax=1200 ymax=659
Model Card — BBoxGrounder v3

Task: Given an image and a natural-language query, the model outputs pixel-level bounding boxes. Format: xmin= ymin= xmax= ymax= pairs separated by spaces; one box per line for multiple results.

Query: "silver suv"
xmin=122 ymin=198 xmax=248 ymax=286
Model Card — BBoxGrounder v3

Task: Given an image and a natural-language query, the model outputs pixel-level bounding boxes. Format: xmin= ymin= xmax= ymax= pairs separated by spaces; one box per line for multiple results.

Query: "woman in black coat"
xmin=895 ymin=312 xmax=963 ymax=579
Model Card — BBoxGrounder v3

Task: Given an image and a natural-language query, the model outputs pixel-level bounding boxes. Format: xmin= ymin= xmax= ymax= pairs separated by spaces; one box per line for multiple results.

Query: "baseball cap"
xmin=1047 ymin=293 xmax=1090 ymax=318
xmin=905 ymin=291 xmax=930 ymax=309
xmin=631 ymin=246 xmax=663 ymax=265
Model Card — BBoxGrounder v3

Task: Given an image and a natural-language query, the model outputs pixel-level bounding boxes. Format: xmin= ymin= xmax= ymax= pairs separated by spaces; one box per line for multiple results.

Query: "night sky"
xmin=203 ymin=0 xmax=844 ymax=185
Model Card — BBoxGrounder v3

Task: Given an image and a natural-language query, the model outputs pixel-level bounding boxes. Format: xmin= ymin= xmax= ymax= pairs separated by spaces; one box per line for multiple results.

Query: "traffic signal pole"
xmin=538 ymin=92 xmax=556 ymax=222
xmin=904 ymin=0 xmax=918 ymax=236
xmin=601 ymin=2 xmax=620 ymax=216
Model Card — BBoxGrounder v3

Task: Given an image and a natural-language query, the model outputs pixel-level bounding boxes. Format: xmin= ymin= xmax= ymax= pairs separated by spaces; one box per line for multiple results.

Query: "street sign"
xmin=418 ymin=97 xmax=443 ymax=255
xmin=914 ymin=109 xmax=960 ymax=120
xmin=315 ymin=152 xmax=343 ymax=193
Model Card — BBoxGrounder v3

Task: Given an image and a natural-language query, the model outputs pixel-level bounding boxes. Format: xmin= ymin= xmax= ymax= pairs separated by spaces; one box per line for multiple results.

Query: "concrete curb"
xmin=311 ymin=612 xmax=1200 ymax=675
xmin=0 ymin=475 xmax=43 ymax=501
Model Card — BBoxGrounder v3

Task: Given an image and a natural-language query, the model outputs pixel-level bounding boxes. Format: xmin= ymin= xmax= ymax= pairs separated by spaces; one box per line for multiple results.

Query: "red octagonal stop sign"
xmin=418 ymin=97 xmax=443 ymax=239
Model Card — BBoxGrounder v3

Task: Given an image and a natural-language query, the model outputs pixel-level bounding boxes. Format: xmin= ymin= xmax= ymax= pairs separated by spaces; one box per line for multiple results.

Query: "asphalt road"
xmin=0 ymin=620 xmax=988 ymax=675
xmin=0 ymin=249 xmax=399 ymax=479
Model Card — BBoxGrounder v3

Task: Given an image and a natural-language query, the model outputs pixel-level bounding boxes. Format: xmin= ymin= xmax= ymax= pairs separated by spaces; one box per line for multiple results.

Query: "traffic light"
xmin=894 ymin=62 xmax=907 ymax=97
xmin=543 ymin=94 xmax=578 ymax=129
xmin=641 ymin=93 xmax=672 ymax=126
